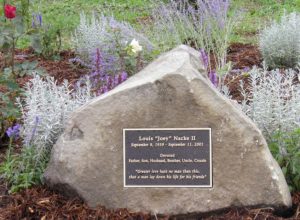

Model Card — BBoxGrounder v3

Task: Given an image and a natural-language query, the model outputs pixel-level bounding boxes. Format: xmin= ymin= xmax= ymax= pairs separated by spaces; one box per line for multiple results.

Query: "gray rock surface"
xmin=44 ymin=45 xmax=292 ymax=215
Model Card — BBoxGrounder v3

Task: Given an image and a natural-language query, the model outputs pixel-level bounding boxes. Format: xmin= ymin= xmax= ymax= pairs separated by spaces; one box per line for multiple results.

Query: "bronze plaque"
xmin=123 ymin=128 xmax=212 ymax=187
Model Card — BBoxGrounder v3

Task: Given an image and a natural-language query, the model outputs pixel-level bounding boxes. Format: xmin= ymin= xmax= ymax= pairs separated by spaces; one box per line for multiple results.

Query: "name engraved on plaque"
xmin=123 ymin=128 xmax=212 ymax=187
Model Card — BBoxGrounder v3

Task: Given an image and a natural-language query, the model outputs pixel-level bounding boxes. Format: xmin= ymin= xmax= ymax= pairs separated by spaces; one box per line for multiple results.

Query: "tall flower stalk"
xmin=148 ymin=0 xmax=237 ymax=74
xmin=87 ymin=48 xmax=128 ymax=95
xmin=5 ymin=124 xmax=21 ymax=159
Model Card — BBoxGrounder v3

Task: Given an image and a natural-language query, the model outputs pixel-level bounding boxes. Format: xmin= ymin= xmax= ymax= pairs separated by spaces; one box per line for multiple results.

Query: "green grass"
xmin=18 ymin=0 xmax=300 ymax=49
xmin=231 ymin=0 xmax=300 ymax=44
xmin=28 ymin=0 xmax=155 ymax=49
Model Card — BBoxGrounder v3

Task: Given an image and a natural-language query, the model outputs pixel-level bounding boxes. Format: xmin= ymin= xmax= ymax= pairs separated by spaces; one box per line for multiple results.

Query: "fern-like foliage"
xmin=259 ymin=12 xmax=300 ymax=69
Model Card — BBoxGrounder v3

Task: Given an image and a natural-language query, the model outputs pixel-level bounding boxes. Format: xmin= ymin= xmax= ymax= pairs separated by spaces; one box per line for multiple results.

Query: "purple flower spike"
xmin=87 ymin=48 xmax=129 ymax=96
xmin=200 ymin=49 xmax=209 ymax=69
xmin=120 ymin=71 xmax=128 ymax=82
xmin=209 ymin=71 xmax=218 ymax=87
xmin=103 ymin=85 xmax=109 ymax=93
xmin=243 ymin=67 xmax=250 ymax=72
xmin=114 ymin=74 xmax=120 ymax=85
xmin=6 ymin=124 xmax=21 ymax=138
xmin=32 ymin=12 xmax=43 ymax=28
xmin=38 ymin=13 xmax=42 ymax=26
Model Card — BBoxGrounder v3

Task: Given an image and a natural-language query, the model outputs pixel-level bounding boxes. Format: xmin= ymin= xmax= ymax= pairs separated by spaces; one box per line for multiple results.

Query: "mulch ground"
xmin=0 ymin=184 xmax=299 ymax=219
xmin=1 ymin=44 xmax=300 ymax=219
xmin=1 ymin=43 xmax=262 ymax=99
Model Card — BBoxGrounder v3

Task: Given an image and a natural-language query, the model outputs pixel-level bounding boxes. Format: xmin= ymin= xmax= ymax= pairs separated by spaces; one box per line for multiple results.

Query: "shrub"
xmin=146 ymin=0 xmax=236 ymax=71
xmin=259 ymin=12 xmax=300 ymax=69
xmin=0 ymin=144 xmax=48 ymax=193
xmin=30 ymin=12 xmax=62 ymax=59
xmin=0 ymin=123 xmax=47 ymax=193
xmin=17 ymin=74 xmax=95 ymax=160
xmin=239 ymin=67 xmax=300 ymax=138
xmin=0 ymin=75 xmax=95 ymax=192
xmin=72 ymin=12 xmax=153 ymax=70
xmin=269 ymin=128 xmax=300 ymax=192
xmin=0 ymin=74 xmax=22 ymax=143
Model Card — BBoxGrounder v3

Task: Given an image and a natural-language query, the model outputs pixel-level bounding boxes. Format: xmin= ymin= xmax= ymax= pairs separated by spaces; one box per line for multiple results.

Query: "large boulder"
xmin=44 ymin=45 xmax=292 ymax=215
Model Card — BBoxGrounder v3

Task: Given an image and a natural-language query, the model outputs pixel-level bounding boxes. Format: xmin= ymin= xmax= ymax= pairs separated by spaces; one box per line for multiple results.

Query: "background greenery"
xmin=7 ymin=0 xmax=300 ymax=48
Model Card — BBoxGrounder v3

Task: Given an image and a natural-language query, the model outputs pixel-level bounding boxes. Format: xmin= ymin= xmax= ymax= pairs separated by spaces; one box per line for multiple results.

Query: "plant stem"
xmin=11 ymin=36 xmax=15 ymax=76
xmin=136 ymin=53 xmax=142 ymax=72
xmin=57 ymin=29 xmax=62 ymax=53
xmin=3 ymin=0 xmax=6 ymax=22
xmin=7 ymin=137 xmax=13 ymax=161
xmin=119 ymin=51 xmax=125 ymax=73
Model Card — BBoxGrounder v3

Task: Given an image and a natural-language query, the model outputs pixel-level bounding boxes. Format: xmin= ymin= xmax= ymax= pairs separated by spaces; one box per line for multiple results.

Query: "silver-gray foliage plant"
xmin=72 ymin=12 xmax=153 ymax=65
xmin=259 ymin=12 xmax=300 ymax=69
xmin=17 ymin=74 xmax=95 ymax=160
xmin=239 ymin=67 xmax=300 ymax=138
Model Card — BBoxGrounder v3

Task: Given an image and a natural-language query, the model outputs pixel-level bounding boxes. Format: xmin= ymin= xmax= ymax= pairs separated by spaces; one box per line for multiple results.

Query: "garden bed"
xmin=1 ymin=0 xmax=300 ymax=218
xmin=0 ymin=43 xmax=299 ymax=220
xmin=0 ymin=183 xmax=299 ymax=219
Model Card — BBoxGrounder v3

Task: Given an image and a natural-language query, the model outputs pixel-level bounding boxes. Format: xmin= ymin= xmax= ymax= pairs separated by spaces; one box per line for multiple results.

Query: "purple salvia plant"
xmin=85 ymin=48 xmax=128 ymax=96
xmin=97 ymin=71 xmax=128 ymax=95
xmin=6 ymin=124 xmax=21 ymax=138
xmin=120 ymin=71 xmax=128 ymax=82
xmin=91 ymin=49 xmax=118 ymax=76
xmin=32 ymin=12 xmax=42 ymax=28
xmin=200 ymin=48 xmax=209 ymax=69
xmin=243 ymin=67 xmax=250 ymax=72
xmin=209 ymin=71 xmax=218 ymax=87
xmin=38 ymin=13 xmax=42 ymax=26
xmin=200 ymin=48 xmax=218 ymax=87
xmin=92 ymin=48 xmax=104 ymax=77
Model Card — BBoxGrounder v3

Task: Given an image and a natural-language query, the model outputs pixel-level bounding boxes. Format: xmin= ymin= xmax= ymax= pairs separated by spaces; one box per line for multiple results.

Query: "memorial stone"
xmin=44 ymin=45 xmax=292 ymax=215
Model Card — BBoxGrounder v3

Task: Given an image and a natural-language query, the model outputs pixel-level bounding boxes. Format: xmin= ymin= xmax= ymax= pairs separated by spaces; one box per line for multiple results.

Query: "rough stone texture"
xmin=44 ymin=45 xmax=292 ymax=215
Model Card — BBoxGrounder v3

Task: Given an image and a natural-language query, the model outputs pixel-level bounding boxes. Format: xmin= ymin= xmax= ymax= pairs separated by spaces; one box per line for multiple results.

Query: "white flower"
xmin=130 ymin=38 xmax=142 ymax=54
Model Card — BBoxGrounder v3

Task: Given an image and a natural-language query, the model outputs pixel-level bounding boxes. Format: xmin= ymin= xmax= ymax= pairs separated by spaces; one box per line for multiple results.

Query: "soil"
xmin=14 ymin=48 xmax=89 ymax=85
xmin=227 ymin=43 xmax=262 ymax=70
xmin=0 ymin=44 xmax=300 ymax=219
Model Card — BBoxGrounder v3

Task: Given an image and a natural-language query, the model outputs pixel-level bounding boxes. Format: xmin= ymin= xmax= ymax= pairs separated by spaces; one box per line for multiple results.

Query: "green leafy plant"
xmin=30 ymin=13 xmax=62 ymax=59
xmin=20 ymin=0 xmax=31 ymax=29
xmin=0 ymin=74 xmax=22 ymax=144
xmin=0 ymin=5 xmax=26 ymax=76
xmin=2 ymin=146 xmax=49 ymax=193
xmin=0 ymin=74 xmax=95 ymax=193
xmin=0 ymin=127 xmax=49 ymax=193
xmin=3 ymin=60 xmax=46 ymax=77
xmin=268 ymin=128 xmax=300 ymax=192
